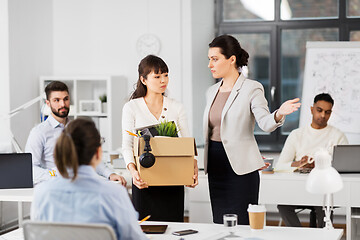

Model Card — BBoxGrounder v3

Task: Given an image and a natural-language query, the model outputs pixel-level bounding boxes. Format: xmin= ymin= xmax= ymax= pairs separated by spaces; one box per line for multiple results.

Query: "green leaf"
xmin=155 ymin=120 xmax=179 ymax=137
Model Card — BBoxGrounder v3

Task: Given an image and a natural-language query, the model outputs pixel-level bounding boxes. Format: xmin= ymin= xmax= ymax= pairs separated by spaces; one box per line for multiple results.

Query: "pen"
xmin=125 ymin=130 xmax=138 ymax=137
xmin=139 ymin=215 xmax=151 ymax=224
xmin=49 ymin=170 xmax=56 ymax=177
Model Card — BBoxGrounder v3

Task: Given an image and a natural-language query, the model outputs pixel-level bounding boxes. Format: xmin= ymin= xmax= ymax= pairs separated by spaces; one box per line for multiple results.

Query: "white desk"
xmin=0 ymin=189 xmax=33 ymax=227
xmin=0 ymin=222 xmax=343 ymax=240
xmin=0 ymin=167 xmax=129 ymax=228
xmin=189 ymin=171 xmax=360 ymax=240
xmin=259 ymin=172 xmax=360 ymax=240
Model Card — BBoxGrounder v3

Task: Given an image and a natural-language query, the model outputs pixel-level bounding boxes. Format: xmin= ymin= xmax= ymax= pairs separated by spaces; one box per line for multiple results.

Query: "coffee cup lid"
xmin=247 ymin=204 xmax=266 ymax=212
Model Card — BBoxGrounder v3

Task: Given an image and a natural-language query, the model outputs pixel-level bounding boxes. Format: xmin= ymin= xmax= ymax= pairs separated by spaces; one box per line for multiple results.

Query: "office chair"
xmin=23 ymin=221 xmax=117 ymax=240
xmin=278 ymin=207 xmax=318 ymax=227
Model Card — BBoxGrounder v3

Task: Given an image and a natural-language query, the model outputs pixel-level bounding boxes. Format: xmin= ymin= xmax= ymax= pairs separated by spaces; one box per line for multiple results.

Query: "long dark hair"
xmin=130 ymin=55 xmax=169 ymax=100
xmin=54 ymin=118 xmax=101 ymax=181
xmin=209 ymin=34 xmax=249 ymax=68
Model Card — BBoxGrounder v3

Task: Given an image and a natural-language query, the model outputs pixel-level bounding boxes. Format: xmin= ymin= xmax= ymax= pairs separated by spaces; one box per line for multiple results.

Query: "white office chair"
xmin=23 ymin=221 xmax=117 ymax=240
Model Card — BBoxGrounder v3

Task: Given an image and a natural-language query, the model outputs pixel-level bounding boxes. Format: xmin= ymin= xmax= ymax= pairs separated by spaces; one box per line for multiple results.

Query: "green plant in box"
xmin=155 ymin=120 xmax=179 ymax=137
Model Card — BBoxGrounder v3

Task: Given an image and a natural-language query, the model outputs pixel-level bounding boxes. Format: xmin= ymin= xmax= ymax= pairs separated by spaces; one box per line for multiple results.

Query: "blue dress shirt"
xmin=25 ymin=115 xmax=113 ymax=184
xmin=31 ymin=165 xmax=147 ymax=240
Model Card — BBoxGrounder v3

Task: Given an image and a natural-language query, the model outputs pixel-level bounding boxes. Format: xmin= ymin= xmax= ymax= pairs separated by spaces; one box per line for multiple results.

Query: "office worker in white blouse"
xmin=32 ymin=118 xmax=147 ymax=240
xmin=203 ymin=35 xmax=301 ymax=225
xmin=122 ymin=55 xmax=198 ymax=222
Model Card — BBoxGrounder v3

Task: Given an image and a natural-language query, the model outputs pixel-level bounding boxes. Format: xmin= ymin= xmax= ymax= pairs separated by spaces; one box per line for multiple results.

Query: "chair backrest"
xmin=23 ymin=221 xmax=117 ymax=240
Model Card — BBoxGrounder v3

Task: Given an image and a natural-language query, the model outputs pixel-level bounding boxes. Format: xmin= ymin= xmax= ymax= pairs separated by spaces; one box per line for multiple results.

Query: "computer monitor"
xmin=0 ymin=153 xmax=33 ymax=189
xmin=332 ymin=145 xmax=360 ymax=174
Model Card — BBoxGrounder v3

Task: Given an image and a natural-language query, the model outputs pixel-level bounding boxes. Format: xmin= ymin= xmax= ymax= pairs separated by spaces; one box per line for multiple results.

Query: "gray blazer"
xmin=203 ymin=73 xmax=284 ymax=175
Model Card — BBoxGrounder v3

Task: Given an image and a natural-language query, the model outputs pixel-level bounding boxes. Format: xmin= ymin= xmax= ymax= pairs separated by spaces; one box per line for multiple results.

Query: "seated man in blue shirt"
xmin=25 ymin=81 xmax=126 ymax=185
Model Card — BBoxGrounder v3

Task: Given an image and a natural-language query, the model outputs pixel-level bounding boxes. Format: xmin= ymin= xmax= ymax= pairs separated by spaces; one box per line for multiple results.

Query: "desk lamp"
xmin=306 ymin=148 xmax=343 ymax=229
xmin=1 ymin=94 xmax=45 ymax=153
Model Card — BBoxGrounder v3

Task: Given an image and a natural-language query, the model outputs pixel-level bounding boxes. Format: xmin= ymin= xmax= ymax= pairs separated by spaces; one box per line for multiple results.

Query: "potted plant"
xmin=99 ymin=94 xmax=107 ymax=113
xmin=155 ymin=120 xmax=179 ymax=137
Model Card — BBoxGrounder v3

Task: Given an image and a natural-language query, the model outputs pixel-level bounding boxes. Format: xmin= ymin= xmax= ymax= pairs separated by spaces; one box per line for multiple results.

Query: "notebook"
xmin=0 ymin=153 xmax=33 ymax=189
xmin=332 ymin=145 xmax=360 ymax=174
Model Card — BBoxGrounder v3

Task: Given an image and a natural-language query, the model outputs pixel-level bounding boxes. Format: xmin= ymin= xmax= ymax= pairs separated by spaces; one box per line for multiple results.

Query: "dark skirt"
xmin=132 ymin=184 xmax=184 ymax=222
xmin=207 ymin=140 xmax=260 ymax=225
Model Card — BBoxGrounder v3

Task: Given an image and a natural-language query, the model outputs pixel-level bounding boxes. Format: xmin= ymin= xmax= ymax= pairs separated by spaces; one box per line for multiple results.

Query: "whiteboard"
xmin=300 ymin=41 xmax=360 ymax=144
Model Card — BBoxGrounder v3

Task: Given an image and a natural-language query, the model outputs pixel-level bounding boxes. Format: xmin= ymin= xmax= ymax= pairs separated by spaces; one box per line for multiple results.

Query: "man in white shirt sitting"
xmin=275 ymin=93 xmax=348 ymax=227
xmin=25 ymin=81 xmax=126 ymax=185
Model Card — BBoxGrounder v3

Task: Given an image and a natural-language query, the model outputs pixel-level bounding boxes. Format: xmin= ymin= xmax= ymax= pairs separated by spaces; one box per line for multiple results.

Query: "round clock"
xmin=136 ymin=34 xmax=161 ymax=56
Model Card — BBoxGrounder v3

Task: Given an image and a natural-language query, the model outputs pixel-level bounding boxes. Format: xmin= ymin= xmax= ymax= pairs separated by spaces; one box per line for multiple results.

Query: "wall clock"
xmin=136 ymin=34 xmax=161 ymax=56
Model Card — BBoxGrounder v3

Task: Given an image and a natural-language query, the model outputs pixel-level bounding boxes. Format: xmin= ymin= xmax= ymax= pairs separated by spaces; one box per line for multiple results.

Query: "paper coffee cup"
xmin=247 ymin=204 xmax=266 ymax=230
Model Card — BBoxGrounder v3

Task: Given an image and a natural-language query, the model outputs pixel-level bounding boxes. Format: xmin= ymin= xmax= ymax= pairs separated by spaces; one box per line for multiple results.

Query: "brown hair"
xmin=130 ymin=55 xmax=169 ymax=100
xmin=45 ymin=81 xmax=69 ymax=100
xmin=209 ymin=34 xmax=249 ymax=68
xmin=54 ymin=118 xmax=101 ymax=181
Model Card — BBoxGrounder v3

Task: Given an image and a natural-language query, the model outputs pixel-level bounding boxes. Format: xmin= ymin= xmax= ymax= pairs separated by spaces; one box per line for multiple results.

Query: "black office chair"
xmin=301 ymin=207 xmax=318 ymax=228
xmin=278 ymin=206 xmax=320 ymax=228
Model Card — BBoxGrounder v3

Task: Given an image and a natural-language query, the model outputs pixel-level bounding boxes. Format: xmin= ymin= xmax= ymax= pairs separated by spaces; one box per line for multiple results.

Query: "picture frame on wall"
xmin=79 ymin=100 xmax=102 ymax=114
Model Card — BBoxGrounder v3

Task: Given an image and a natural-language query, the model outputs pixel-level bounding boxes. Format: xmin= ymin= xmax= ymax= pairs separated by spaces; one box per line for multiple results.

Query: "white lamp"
xmin=1 ymin=94 xmax=46 ymax=153
xmin=306 ymin=148 xmax=343 ymax=229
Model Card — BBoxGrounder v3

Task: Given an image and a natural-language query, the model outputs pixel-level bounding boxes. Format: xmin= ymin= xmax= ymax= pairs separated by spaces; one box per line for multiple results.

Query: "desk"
xmin=259 ymin=172 xmax=360 ymax=240
xmin=189 ymin=171 xmax=360 ymax=240
xmin=0 ymin=189 xmax=33 ymax=227
xmin=0 ymin=167 xmax=129 ymax=228
xmin=0 ymin=222 xmax=343 ymax=240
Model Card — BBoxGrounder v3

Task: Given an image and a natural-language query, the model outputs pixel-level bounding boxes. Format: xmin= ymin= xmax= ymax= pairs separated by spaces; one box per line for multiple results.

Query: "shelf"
xmin=40 ymin=75 xmax=128 ymax=152
xmin=77 ymin=113 xmax=108 ymax=117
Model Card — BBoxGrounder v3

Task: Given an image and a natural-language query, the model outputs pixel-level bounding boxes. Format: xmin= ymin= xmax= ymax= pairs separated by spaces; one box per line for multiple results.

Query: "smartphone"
xmin=172 ymin=229 xmax=198 ymax=236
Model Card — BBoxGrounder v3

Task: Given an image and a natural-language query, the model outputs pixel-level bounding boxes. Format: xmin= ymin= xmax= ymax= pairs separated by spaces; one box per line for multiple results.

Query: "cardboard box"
xmin=133 ymin=137 xmax=197 ymax=186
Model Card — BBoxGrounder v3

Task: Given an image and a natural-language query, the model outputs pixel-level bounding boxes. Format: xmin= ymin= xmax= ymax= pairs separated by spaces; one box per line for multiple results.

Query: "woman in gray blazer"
xmin=203 ymin=35 xmax=301 ymax=225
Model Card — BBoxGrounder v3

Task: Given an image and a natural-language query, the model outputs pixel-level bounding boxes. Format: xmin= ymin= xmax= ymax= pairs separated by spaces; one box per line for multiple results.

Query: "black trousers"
xmin=132 ymin=184 xmax=184 ymax=222
xmin=207 ymin=140 xmax=260 ymax=225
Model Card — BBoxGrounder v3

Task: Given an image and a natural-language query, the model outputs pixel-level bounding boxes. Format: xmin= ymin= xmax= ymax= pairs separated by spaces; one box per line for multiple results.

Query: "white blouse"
xmin=121 ymin=96 xmax=190 ymax=167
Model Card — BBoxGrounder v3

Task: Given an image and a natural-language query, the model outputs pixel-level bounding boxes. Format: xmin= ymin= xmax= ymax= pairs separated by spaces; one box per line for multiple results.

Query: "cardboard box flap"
xmin=134 ymin=137 xmax=197 ymax=157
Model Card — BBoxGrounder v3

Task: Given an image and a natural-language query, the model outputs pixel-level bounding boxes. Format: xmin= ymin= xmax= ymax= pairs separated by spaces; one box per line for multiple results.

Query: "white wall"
xmin=191 ymin=0 xmax=215 ymax=145
xmin=8 ymin=0 xmax=53 ymax=149
xmin=0 ymin=0 xmax=11 ymax=152
xmin=52 ymin=0 xmax=191 ymax=124
xmin=0 ymin=0 xmax=53 ymax=229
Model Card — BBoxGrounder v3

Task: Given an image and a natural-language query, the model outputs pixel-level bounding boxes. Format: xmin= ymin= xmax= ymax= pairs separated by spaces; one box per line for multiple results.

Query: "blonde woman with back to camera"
xmin=31 ymin=118 xmax=147 ymax=240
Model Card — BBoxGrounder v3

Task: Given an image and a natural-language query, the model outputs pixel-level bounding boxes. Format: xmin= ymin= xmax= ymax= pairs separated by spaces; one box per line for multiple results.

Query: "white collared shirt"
xmin=122 ymin=96 xmax=190 ymax=167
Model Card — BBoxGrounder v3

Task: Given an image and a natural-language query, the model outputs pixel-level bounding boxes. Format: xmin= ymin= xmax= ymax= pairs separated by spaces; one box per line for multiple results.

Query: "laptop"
xmin=332 ymin=145 xmax=360 ymax=174
xmin=0 ymin=153 xmax=33 ymax=189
